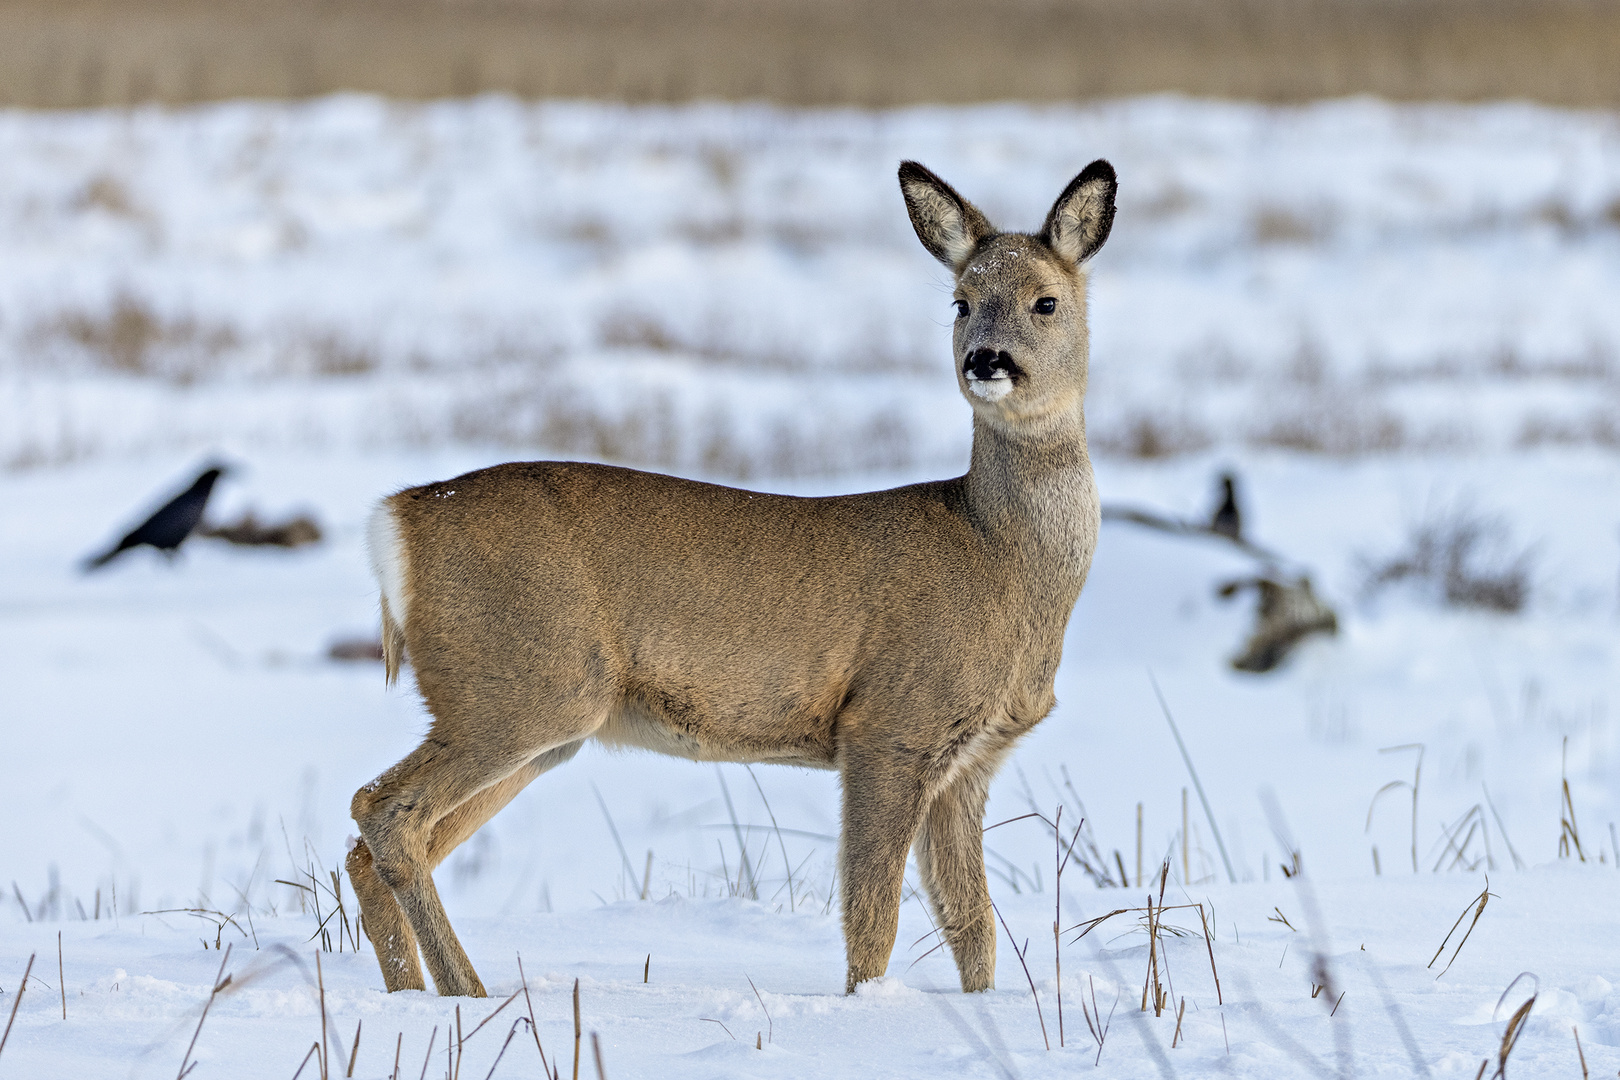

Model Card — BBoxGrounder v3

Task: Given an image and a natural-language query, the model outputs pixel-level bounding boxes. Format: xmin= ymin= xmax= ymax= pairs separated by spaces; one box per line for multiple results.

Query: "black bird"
xmin=83 ymin=466 xmax=226 ymax=571
xmin=1210 ymin=472 xmax=1242 ymax=541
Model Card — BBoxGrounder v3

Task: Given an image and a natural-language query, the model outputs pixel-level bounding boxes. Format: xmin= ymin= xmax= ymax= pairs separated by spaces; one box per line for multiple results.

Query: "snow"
xmin=3 ymin=95 xmax=1620 ymax=1078
xmin=4 ymin=95 xmax=1620 ymax=471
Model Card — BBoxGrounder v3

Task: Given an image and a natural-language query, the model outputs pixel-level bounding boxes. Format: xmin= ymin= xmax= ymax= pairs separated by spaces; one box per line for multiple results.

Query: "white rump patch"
xmin=367 ymin=501 xmax=409 ymax=629
xmin=967 ymin=377 xmax=1014 ymax=401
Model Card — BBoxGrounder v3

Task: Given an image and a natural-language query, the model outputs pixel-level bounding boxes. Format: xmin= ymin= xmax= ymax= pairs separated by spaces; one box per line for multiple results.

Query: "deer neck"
xmin=963 ymin=397 xmax=1098 ymax=585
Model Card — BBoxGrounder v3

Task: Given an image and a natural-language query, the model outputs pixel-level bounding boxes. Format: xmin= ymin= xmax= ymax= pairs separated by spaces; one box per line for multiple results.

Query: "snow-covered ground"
xmin=3 ymin=95 xmax=1620 ymax=473
xmin=3 ymin=96 xmax=1620 ymax=1078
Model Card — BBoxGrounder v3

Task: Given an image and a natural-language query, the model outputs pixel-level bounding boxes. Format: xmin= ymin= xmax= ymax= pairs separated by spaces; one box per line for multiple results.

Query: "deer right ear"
xmin=899 ymin=161 xmax=995 ymax=271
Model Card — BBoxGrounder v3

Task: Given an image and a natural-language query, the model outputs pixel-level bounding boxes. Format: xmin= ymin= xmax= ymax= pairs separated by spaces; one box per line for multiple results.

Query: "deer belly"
xmin=596 ymin=675 xmax=841 ymax=769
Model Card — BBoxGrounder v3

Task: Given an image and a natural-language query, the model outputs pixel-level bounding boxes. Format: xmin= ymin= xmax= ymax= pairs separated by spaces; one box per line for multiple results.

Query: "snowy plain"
xmin=2 ymin=95 xmax=1620 ymax=1079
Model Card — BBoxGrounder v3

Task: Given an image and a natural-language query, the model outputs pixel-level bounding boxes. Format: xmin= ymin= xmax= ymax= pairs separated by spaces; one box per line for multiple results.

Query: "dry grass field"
xmin=3 ymin=0 xmax=1620 ymax=109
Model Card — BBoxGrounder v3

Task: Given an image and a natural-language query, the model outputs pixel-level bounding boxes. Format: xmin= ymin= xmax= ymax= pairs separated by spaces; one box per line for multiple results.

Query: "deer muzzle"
xmin=963 ymin=348 xmax=1022 ymax=400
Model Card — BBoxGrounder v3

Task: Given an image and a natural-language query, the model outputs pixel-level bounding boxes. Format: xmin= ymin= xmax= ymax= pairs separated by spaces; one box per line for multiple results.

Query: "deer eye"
xmin=1033 ymin=297 xmax=1057 ymax=315
xmin=953 ymin=300 xmax=970 ymax=319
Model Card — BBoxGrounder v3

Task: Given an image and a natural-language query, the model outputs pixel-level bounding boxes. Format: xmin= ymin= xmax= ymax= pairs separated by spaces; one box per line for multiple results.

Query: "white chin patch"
xmin=967 ymin=377 xmax=1014 ymax=402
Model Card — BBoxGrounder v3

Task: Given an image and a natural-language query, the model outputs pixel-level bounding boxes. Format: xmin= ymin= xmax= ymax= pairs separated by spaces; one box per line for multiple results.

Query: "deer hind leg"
xmin=913 ymin=765 xmax=997 ymax=992
xmin=348 ymin=739 xmax=584 ymax=993
xmin=353 ymin=725 xmax=594 ymax=997
xmin=839 ymin=745 xmax=928 ymax=993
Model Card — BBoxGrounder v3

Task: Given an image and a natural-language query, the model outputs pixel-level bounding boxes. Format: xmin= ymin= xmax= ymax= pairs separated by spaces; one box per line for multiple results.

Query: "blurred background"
xmin=4 ymin=0 xmax=1619 ymax=951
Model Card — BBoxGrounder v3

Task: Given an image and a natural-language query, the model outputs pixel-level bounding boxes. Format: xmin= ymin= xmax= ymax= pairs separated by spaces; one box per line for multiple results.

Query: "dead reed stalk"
xmin=346 ymin=1019 xmax=362 ymax=1077
xmin=1052 ymin=807 xmax=1085 ymax=1047
xmin=572 ymin=978 xmax=581 ymax=1080
xmin=57 ymin=931 xmax=64 ymax=1021
xmin=0 ymin=953 xmax=35 ymax=1061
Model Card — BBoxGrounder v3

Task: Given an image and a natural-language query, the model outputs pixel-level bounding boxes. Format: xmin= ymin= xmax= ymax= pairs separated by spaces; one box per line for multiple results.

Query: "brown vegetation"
xmin=2 ymin=0 xmax=1619 ymax=110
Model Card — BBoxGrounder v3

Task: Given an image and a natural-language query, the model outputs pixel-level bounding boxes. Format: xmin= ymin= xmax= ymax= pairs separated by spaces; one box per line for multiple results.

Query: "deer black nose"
xmin=964 ymin=348 xmax=1021 ymax=381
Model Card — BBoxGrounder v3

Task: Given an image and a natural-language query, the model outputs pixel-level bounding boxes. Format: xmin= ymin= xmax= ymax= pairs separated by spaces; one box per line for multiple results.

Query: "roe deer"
xmin=347 ymin=158 xmax=1118 ymax=997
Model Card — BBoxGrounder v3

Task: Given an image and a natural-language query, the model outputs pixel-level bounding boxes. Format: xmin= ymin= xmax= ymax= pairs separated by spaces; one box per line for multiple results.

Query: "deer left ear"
xmin=1040 ymin=159 xmax=1117 ymax=265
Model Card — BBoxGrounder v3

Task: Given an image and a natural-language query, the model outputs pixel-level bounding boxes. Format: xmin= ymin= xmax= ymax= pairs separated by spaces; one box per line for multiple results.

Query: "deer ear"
xmin=1040 ymin=159 xmax=1117 ymax=265
xmin=899 ymin=161 xmax=995 ymax=271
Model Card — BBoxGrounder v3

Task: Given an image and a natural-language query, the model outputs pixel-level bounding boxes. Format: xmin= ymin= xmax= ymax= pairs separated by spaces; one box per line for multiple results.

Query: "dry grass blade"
xmin=1151 ymin=675 xmax=1236 ymax=883
xmin=292 ymin=1041 xmax=322 ymax=1080
xmin=417 ymin=1026 xmax=437 ymax=1080
xmin=713 ymin=768 xmax=758 ymax=900
xmin=177 ymin=944 xmax=232 ymax=1080
xmin=572 ymin=979 xmax=581 ymax=1080
xmin=464 ymin=988 xmax=523 ymax=1043
xmin=1490 ymin=973 xmax=1539 ymax=1079
xmin=698 ymin=1018 xmax=735 ymax=1040
xmin=590 ymin=1032 xmax=607 ymax=1080
xmin=1559 ymin=737 xmax=1587 ymax=862
xmin=346 ymin=1019 xmax=362 ymax=1077
xmin=482 ymin=1018 xmax=530 ymax=1080
xmin=1268 ymin=907 xmax=1297 ymax=931
xmin=1196 ymin=903 xmax=1223 ymax=1005
xmin=1067 ymin=908 xmax=1133 ymax=942
xmin=746 ymin=976 xmax=772 ymax=1044
xmin=0 ymin=953 xmax=35 ymax=1061
xmin=1430 ymin=881 xmax=1494 ymax=979
xmin=144 ymin=908 xmax=251 ymax=950
xmin=745 ymin=765 xmax=797 ymax=912
xmin=590 ymin=784 xmax=642 ymax=899
xmin=317 ymin=952 xmax=329 ymax=1080
xmin=516 ymin=955 xmax=552 ymax=1079
xmin=1080 ymin=974 xmax=1120 ymax=1066
xmin=1574 ymin=1025 xmax=1589 ymax=1080
xmin=1369 ymin=744 xmax=1424 ymax=873
xmin=991 ymin=899 xmax=1050 ymax=1050
xmin=1481 ymin=785 xmax=1526 ymax=871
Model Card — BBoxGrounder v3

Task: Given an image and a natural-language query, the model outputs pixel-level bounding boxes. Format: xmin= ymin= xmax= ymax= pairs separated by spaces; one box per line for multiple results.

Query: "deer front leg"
xmin=347 ymin=840 xmax=425 ymax=992
xmin=839 ymin=748 xmax=927 ymax=993
xmin=913 ymin=767 xmax=997 ymax=992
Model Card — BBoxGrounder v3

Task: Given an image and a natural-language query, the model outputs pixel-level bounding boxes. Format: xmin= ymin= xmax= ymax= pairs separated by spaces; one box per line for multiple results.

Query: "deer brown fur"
xmin=346 ymin=159 xmax=1118 ymax=997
